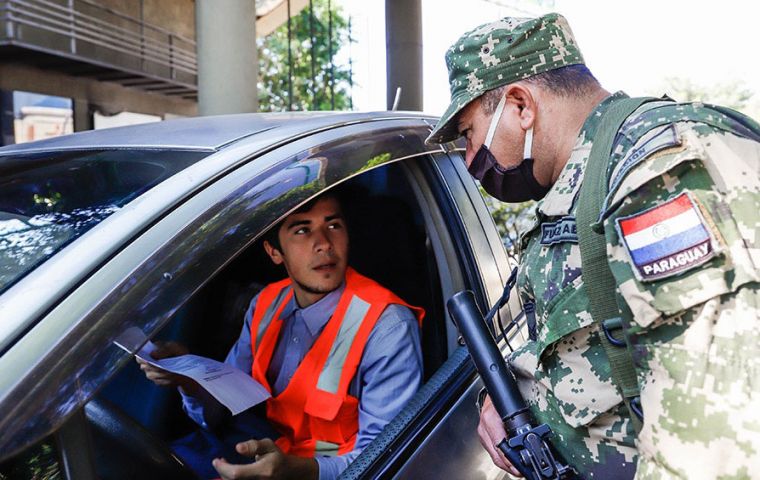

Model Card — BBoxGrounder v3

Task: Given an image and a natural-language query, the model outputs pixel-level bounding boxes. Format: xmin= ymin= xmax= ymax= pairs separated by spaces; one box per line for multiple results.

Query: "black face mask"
xmin=468 ymin=145 xmax=550 ymax=202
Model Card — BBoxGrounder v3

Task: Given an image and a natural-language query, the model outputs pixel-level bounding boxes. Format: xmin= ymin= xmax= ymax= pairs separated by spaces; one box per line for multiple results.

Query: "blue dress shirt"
xmin=182 ymin=282 xmax=423 ymax=480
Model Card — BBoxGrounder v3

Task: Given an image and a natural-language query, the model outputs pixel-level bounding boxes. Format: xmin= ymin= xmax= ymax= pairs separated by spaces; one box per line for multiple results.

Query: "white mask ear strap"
xmin=523 ymin=126 xmax=533 ymax=160
xmin=484 ymin=94 xmax=507 ymax=148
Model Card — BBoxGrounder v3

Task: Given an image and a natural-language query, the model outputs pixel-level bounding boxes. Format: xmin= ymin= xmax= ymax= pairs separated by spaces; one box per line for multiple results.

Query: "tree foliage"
xmin=652 ymin=77 xmax=754 ymax=112
xmin=480 ymin=187 xmax=536 ymax=265
xmin=257 ymin=0 xmax=352 ymax=112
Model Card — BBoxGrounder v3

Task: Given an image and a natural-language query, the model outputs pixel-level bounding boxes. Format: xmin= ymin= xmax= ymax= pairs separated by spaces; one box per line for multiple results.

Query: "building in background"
xmin=12 ymin=91 xmax=73 ymax=143
xmin=0 ymin=0 xmax=309 ymax=145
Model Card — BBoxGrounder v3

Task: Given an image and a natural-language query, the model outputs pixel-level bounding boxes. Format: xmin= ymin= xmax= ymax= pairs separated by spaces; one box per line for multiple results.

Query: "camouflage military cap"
xmin=426 ymin=13 xmax=585 ymax=145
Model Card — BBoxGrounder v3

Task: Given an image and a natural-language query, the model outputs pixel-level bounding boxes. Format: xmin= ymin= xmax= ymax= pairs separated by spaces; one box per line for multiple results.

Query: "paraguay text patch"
xmin=616 ymin=193 xmax=716 ymax=281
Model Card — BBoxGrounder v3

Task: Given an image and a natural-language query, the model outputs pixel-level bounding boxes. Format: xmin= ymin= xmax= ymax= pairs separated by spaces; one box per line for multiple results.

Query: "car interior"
xmin=79 ymin=158 xmax=458 ymax=478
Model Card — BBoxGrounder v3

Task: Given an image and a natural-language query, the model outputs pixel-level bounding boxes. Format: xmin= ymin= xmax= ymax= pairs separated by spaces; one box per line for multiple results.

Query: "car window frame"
xmin=340 ymin=148 xmax=520 ymax=479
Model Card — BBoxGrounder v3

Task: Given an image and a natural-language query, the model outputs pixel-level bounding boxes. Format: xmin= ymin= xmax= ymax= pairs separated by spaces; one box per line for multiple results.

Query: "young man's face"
xmin=264 ymin=196 xmax=349 ymax=307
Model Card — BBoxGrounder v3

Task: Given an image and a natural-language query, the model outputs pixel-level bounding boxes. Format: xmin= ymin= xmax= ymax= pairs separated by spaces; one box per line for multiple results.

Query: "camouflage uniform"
xmin=427 ymin=13 xmax=760 ymax=480
xmin=510 ymin=91 xmax=639 ymax=479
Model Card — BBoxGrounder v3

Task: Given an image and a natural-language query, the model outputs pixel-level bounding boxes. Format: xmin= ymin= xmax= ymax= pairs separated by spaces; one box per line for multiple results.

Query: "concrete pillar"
xmin=385 ymin=0 xmax=422 ymax=111
xmin=73 ymin=99 xmax=92 ymax=132
xmin=196 ymin=0 xmax=258 ymax=115
xmin=0 ymin=90 xmax=14 ymax=146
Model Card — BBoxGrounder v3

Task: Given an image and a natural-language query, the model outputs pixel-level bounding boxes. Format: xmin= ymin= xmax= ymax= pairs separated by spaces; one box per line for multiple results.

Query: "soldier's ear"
xmin=505 ymin=83 xmax=536 ymax=130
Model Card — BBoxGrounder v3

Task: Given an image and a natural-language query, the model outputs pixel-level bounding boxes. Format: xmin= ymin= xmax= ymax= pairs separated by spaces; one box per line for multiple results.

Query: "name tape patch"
xmin=617 ymin=193 xmax=716 ymax=281
xmin=540 ymin=217 xmax=578 ymax=245
xmin=608 ymin=124 xmax=680 ymax=199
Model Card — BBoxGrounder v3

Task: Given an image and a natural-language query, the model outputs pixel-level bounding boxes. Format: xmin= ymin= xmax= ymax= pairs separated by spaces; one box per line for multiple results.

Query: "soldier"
xmin=426 ymin=13 xmax=760 ymax=479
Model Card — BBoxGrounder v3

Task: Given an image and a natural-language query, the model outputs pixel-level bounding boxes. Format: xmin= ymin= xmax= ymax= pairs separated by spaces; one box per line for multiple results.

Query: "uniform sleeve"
xmin=314 ymin=303 xmax=423 ymax=480
xmin=180 ymin=294 xmax=259 ymax=429
xmin=602 ymin=122 xmax=760 ymax=477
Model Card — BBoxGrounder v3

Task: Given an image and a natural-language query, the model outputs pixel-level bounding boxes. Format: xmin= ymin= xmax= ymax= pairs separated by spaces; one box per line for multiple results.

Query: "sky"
xmin=337 ymin=0 xmax=760 ymax=117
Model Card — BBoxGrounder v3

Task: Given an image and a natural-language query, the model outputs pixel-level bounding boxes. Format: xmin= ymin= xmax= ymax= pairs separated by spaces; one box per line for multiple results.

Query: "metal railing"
xmin=0 ymin=0 xmax=197 ymax=84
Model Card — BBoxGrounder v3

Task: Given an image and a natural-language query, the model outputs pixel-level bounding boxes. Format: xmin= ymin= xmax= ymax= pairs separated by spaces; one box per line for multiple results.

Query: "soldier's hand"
xmin=212 ymin=438 xmax=318 ymax=480
xmin=478 ymin=394 xmax=522 ymax=477
xmin=136 ymin=341 xmax=197 ymax=393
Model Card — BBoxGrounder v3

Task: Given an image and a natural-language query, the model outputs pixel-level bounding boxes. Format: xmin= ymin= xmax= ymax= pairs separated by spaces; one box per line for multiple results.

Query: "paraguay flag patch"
xmin=616 ymin=193 xmax=717 ymax=281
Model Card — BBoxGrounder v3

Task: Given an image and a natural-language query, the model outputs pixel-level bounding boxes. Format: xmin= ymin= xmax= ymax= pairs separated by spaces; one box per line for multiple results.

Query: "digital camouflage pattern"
xmin=425 ymin=13 xmax=583 ymax=145
xmin=510 ymin=92 xmax=639 ymax=479
xmin=511 ymin=92 xmax=760 ymax=479
xmin=604 ymin=99 xmax=760 ymax=479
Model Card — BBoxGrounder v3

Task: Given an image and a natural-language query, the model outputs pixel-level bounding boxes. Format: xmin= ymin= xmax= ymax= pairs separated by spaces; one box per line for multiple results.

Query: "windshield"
xmin=0 ymin=149 xmax=210 ymax=294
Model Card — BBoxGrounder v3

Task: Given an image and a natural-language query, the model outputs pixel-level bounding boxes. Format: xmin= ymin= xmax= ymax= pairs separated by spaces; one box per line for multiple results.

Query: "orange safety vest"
xmin=249 ymin=267 xmax=424 ymax=458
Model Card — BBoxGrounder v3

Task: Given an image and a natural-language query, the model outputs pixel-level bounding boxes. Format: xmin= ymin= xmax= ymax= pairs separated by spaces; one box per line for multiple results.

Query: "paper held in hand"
xmin=114 ymin=327 xmax=271 ymax=415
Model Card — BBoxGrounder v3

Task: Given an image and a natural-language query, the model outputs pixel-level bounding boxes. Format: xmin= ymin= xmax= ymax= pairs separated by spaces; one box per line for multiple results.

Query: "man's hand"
xmin=136 ymin=341 xmax=199 ymax=394
xmin=477 ymin=394 xmax=522 ymax=477
xmin=212 ymin=439 xmax=318 ymax=480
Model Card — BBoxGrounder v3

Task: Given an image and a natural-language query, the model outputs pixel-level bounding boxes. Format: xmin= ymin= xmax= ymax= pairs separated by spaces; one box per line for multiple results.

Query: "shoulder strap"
xmin=700 ymin=103 xmax=760 ymax=142
xmin=576 ymin=96 xmax=661 ymax=435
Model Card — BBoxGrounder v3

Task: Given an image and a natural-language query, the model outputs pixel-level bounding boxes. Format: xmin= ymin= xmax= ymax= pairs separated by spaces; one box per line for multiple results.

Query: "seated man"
xmin=138 ymin=190 xmax=424 ymax=480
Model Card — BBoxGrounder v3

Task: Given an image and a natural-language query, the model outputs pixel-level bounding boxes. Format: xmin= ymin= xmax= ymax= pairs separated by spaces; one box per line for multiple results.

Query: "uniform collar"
xmin=538 ymin=91 xmax=629 ymax=217
xmin=280 ymin=281 xmax=346 ymax=337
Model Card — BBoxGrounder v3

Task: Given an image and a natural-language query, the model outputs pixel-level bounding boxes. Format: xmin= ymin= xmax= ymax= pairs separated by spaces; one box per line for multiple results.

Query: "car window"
xmin=0 ymin=149 xmax=209 ymax=294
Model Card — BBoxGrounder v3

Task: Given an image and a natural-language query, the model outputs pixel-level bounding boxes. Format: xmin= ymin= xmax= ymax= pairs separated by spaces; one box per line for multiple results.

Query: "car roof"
xmin=0 ymin=111 xmax=436 ymax=155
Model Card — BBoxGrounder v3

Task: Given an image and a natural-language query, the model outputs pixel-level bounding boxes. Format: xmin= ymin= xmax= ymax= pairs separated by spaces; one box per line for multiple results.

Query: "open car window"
xmin=90 ymin=151 xmax=517 ymax=479
xmin=95 ymin=150 xmax=456 ymax=436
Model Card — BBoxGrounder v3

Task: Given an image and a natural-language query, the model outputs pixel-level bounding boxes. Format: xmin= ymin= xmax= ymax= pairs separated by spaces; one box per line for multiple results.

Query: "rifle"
xmin=447 ymin=269 xmax=576 ymax=480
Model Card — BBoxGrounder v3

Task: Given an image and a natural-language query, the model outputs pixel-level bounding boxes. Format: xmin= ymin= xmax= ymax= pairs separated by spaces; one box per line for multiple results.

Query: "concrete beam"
xmin=385 ymin=0 xmax=423 ymax=111
xmin=196 ymin=0 xmax=258 ymax=115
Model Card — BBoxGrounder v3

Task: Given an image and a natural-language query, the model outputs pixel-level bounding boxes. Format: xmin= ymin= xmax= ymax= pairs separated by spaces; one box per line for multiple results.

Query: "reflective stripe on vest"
xmin=316 ymin=294 xmax=372 ymax=394
xmin=315 ymin=440 xmax=340 ymax=457
xmin=255 ymin=286 xmax=292 ymax=351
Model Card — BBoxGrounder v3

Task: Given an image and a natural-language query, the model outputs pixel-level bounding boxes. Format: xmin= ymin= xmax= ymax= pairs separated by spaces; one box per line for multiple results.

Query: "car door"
xmin=0 ymin=116 xmax=460 ymax=478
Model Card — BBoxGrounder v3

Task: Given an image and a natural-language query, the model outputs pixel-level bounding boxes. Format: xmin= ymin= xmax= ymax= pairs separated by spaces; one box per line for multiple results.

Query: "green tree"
xmin=258 ymin=0 xmax=352 ymax=112
xmin=480 ymin=187 xmax=535 ymax=265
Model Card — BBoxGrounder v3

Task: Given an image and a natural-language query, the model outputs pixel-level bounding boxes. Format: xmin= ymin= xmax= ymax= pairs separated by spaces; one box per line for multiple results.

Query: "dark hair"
xmin=262 ymin=190 xmax=343 ymax=252
xmin=481 ymin=64 xmax=601 ymax=114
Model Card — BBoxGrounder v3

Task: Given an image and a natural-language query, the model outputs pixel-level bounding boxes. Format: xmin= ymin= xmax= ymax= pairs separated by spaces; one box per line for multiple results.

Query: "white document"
xmin=114 ymin=327 xmax=270 ymax=415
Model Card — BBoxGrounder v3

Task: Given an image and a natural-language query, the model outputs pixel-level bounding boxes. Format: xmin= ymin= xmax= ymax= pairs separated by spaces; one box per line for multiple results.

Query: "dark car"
xmin=0 ymin=111 xmax=526 ymax=479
